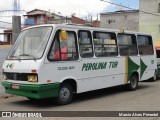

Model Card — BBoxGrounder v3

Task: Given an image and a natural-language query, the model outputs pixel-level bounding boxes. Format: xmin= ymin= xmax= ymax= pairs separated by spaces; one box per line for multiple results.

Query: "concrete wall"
xmin=0 ymin=30 xmax=4 ymax=42
xmin=139 ymin=0 xmax=160 ymax=45
xmin=100 ymin=11 xmax=139 ymax=31
xmin=0 ymin=34 xmax=4 ymax=42
xmin=4 ymin=35 xmax=7 ymax=42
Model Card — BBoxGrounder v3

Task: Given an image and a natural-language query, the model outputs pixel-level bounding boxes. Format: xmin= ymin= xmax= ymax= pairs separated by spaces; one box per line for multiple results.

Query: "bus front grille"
xmin=4 ymin=72 xmax=37 ymax=81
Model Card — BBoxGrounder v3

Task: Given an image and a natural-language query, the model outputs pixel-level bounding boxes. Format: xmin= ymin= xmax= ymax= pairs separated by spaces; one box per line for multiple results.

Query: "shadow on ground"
xmin=7 ymin=83 xmax=151 ymax=109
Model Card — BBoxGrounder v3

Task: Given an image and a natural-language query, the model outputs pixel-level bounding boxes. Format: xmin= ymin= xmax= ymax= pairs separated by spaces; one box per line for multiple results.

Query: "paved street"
xmin=0 ymin=47 xmax=160 ymax=119
xmin=0 ymin=80 xmax=160 ymax=120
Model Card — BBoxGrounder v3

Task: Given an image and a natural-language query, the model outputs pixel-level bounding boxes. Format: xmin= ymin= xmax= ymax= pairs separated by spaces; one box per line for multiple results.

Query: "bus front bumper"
xmin=2 ymin=81 xmax=60 ymax=99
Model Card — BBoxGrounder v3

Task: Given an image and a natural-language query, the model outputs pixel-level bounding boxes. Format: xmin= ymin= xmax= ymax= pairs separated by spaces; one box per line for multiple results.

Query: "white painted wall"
xmin=0 ymin=29 xmax=5 ymax=42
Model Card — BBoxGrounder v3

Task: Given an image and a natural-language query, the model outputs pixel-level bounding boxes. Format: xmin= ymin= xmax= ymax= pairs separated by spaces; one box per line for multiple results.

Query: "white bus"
xmin=2 ymin=24 xmax=157 ymax=105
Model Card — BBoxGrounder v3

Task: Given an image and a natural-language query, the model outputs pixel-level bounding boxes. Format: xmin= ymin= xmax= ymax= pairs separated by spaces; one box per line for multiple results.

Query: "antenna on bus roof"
xmin=120 ymin=28 xmax=128 ymax=33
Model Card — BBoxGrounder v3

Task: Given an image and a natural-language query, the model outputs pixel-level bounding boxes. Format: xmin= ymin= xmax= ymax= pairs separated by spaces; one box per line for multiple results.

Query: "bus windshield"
xmin=7 ymin=26 xmax=52 ymax=60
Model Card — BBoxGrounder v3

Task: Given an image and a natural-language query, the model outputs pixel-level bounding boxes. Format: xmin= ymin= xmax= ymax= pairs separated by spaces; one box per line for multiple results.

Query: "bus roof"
xmin=22 ymin=24 xmax=152 ymax=36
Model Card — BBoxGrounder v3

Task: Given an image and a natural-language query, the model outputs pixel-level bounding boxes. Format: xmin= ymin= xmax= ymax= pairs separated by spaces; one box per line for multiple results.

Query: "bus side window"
xmin=117 ymin=34 xmax=138 ymax=56
xmin=61 ymin=31 xmax=78 ymax=60
xmin=48 ymin=30 xmax=78 ymax=61
xmin=60 ymin=38 xmax=68 ymax=60
xmin=93 ymin=31 xmax=118 ymax=57
xmin=137 ymin=35 xmax=154 ymax=55
xmin=78 ymin=31 xmax=93 ymax=58
xmin=49 ymin=37 xmax=61 ymax=60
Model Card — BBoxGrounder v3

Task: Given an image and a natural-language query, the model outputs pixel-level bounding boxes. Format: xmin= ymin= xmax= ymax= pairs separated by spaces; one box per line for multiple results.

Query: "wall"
xmin=0 ymin=30 xmax=4 ymax=42
xmin=0 ymin=34 xmax=4 ymax=42
xmin=100 ymin=11 xmax=139 ymax=31
xmin=139 ymin=0 xmax=160 ymax=46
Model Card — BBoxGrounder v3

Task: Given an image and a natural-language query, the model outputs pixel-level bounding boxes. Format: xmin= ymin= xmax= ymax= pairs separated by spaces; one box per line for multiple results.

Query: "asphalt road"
xmin=0 ymin=48 xmax=160 ymax=119
xmin=0 ymin=80 xmax=160 ymax=120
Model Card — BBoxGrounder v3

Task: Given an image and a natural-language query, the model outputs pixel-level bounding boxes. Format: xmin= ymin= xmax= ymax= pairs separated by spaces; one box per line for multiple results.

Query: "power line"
xmin=0 ymin=26 xmax=12 ymax=29
xmin=0 ymin=21 xmax=12 ymax=24
xmin=100 ymin=0 xmax=160 ymax=17
xmin=0 ymin=20 xmax=24 ymax=26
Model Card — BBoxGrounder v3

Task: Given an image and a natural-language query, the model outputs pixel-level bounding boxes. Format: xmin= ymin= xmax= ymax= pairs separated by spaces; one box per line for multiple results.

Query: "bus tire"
xmin=127 ymin=74 xmax=138 ymax=91
xmin=55 ymin=83 xmax=73 ymax=105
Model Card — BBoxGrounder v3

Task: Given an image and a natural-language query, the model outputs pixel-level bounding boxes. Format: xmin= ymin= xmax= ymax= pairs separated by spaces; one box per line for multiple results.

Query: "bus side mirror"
xmin=60 ymin=30 xmax=67 ymax=41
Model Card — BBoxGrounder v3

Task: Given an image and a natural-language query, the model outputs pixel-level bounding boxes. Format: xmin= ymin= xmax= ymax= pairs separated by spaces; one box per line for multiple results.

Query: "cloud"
xmin=0 ymin=0 xmax=12 ymax=10
xmin=0 ymin=0 xmax=111 ymax=26
xmin=20 ymin=0 xmax=110 ymax=17
xmin=0 ymin=0 xmax=111 ymax=18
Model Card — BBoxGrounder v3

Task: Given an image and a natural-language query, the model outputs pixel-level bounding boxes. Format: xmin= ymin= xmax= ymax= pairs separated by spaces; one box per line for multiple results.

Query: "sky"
xmin=0 ymin=0 xmax=139 ymax=29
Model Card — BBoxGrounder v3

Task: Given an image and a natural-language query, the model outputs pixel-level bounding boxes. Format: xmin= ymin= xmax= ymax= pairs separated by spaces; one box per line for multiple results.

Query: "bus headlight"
xmin=3 ymin=74 xmax=7 ymax=80
xmin=28 ymin=75 xmax=38 ymax=82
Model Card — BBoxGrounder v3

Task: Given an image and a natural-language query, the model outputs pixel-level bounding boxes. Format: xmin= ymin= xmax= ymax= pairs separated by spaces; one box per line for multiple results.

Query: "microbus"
xmin=2 ymin=24 xmax=157 ymax=105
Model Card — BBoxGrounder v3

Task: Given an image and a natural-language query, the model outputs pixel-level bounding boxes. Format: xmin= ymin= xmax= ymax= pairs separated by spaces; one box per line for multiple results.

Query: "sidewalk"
xmin=0 ymin=45 xmax=12 ymax=49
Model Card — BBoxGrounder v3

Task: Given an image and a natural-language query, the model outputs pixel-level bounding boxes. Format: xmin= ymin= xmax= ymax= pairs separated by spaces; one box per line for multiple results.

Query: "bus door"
xmin=137 ymin=35 xmax=156 ymax=80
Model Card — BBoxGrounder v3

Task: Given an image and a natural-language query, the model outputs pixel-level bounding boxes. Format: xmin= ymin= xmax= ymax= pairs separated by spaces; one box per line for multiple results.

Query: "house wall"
xmin=100 ymin=11 xmax=139 ymax=31
xmin=0 ymin=30 xmax=4 ymax=42
xmin=139 ymin=0 xmax=160 ymax=45
xmin=4 ymin=34 xmax=8 ymax=42
xmin=0 ymin=34 xmax=4 ymax=42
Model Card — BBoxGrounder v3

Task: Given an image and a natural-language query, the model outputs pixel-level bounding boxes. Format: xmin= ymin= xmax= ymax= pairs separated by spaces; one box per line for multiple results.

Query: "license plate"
xmin=12 ymin=84 xmax=19 ymax=89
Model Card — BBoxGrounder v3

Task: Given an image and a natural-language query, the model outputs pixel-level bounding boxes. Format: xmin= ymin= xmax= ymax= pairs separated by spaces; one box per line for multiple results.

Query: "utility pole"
xmin=12 ymin=0 xmax=21 ymax=44
xmin=12 ymin=16 xmax=21 ymax=44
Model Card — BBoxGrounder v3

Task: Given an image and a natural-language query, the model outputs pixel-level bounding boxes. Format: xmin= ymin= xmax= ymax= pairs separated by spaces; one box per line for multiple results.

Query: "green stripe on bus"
xmin=126 ymin=57 xmax=140 ymax=83
xmin=128 ymin=57 xmax=140 ymax=81
xmin=2 ymin=81 xmax=60 ymax=99
xmin=140 ymin=59 xmax=147 ymax=78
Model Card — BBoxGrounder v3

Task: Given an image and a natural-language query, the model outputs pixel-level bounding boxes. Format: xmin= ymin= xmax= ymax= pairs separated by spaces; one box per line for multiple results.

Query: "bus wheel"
xmin=127 ymin=74 xmax=138 ymax=91
xmin=55 ymin=83 xmax=73 ymax=105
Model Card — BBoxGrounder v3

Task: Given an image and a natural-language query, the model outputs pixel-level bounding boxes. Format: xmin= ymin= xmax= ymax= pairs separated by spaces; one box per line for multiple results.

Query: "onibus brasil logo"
xmin=6 ymin=63 xmax=14 ymax=69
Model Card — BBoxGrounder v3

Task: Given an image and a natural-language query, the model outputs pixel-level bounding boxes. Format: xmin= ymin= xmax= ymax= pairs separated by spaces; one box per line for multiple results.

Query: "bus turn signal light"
xmin=47 ymin=80 xmax=51 ymax=83
xmin=28 ymin=75 xmax=38 ymax=82
xmin=31 ymin=69 xmax=37 ymax=73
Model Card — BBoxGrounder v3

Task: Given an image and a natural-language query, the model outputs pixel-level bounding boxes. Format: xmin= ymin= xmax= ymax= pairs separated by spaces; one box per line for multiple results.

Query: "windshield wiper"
xmin=9 ymin=55 xmax=21 ymax=62
xmin=9 ymin=55 xmax=17 ymax=58
xmin=19 ymin=54 xmax=36 ymax=61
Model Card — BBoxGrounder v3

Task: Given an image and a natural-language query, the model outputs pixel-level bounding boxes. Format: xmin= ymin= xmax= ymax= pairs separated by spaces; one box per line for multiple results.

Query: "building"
xmin=71 ymin=15 xmax=100 ymax=27
xmin=100 ymin=0 xmax=160 ymax=46
xmin=1 ymin=9 xmax=100 ymax=45
xmin=0 ymin=29 xmax=12 ymax=45
xmin=24 ymin=9 xmax=49 ymax=25
xmin=139 ymin=0 xmax=160 ymax=46
xmin=92 ymin=20 xmax=100 ymax=28
xmin=71 ymin=15 xmax=87 ymax=25
xmin=100 ymin=10 xmax=139 ymax=31
xmin=24 ymin=9 xmax=72 ymax=25
xmin=24 ymin=9 xmax=100 ymax=27
xmin=0 ymin=30 xmax=5 ymax=45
